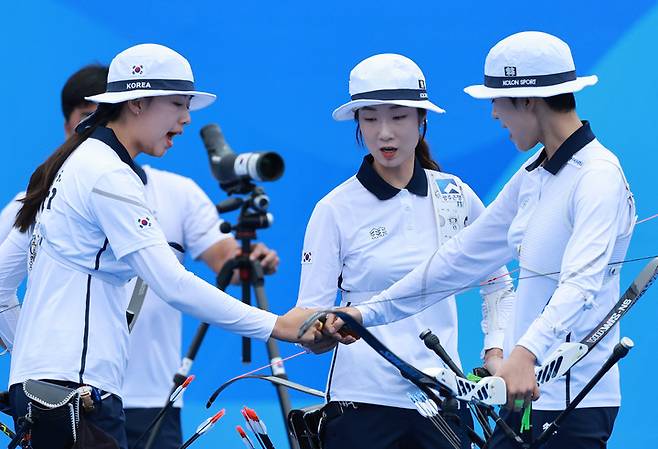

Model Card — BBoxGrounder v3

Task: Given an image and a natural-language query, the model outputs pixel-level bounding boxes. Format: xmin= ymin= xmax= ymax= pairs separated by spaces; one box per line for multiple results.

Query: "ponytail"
xmin=414 ymin=110 xmax=441 ymax=171
xmin=15 ymin=103 xmax=123 ymax=232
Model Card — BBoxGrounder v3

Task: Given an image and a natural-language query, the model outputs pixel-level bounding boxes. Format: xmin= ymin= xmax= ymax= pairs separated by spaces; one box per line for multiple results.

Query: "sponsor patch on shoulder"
xmin=436 ymin=179 xmax=461 ymax=194
xmin=302 ymin=251 xmax=312 ymax=264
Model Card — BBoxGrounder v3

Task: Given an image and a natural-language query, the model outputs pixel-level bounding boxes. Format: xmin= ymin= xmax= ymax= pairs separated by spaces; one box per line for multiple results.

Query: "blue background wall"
xmin=2 ymin=1 xmax=658 ymax=447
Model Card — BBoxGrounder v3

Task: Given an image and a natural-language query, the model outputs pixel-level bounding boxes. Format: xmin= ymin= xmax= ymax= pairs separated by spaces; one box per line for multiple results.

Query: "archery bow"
xmin=299 ymin=310 xmax=484 ymax=448
xmin=207 ymin=374 xmax=324 ymax=409
xmin=206 ymin=350 xmax=324 ymax=409
xmin=534 ymin=256 xmax=658 ymax=387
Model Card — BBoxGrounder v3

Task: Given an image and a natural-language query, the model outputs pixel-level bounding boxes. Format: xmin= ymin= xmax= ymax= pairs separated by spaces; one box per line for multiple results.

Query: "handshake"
xmin=271 ymin=307 xmax=362 ymax=353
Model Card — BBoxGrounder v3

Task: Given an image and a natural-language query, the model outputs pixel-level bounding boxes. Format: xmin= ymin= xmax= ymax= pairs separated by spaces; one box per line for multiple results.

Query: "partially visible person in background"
xmin=0 ymin=64 xmax=106 ymax=243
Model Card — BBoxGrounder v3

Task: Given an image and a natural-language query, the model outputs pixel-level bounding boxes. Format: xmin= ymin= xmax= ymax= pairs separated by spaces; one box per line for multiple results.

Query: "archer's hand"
xmin=302 ymin=336 xmax=339 ymax=354
xmin=484 ymin=347 xmax=504 ymax=375
xmin=249 ymin=243 xmax=279 ymax=274
xmin=320 ymin=307 xmax=363 ymax=340
xmin=272 ymin=307 xmax=320 ymax=343
xmin=271 ymin=307 xmax=355 ymax=349
xmin=496 ymin=346 xmax=540 ymax=411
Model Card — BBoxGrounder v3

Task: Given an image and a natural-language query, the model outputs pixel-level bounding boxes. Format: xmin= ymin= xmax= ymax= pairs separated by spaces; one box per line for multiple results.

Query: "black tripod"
xmin=143 ymin=186 xmax=297 ymax=449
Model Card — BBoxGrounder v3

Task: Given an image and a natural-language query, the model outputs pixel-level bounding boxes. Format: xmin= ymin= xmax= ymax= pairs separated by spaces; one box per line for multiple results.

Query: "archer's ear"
xmin=126 ymin=98 xmax=145 ymax=115
xmin=526 ymin=97 xmax=543 ymax=112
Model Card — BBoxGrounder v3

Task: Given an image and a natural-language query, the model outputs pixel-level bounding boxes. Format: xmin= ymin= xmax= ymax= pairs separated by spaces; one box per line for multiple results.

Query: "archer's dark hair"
xmin=355 ymin=108 xmax=441 ymax=171
xmin=16 ymin=103 xmax=123 ymax=232
xmin=61 ymin=64 xmax=108 ymax=121
xmin=510 ymin=93 xmax=576 ymax=112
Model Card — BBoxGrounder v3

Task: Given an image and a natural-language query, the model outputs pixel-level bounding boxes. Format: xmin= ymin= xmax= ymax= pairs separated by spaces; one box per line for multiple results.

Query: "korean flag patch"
xmin=302 ymin=251 xmax=313 ymax=264
xmin=137 ymin=216 xmax=152 ymax=229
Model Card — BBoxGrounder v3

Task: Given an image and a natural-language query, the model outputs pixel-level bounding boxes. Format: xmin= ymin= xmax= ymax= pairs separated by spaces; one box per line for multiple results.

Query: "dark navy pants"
xmin=322 ymin=401 xmax=474 ymax=449
xmin=489 ymin=407 xmax=618 ymax=449
xmin=125 ymin=407 xmax=182 ymax=449
xmin=9 ymin=382 xmax=128 ymax=449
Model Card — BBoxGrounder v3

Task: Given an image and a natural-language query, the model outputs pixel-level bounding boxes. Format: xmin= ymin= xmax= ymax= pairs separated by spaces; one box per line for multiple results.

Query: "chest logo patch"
xmin=369 ymin=226 xmax=388 ymax=240
xmin=302 ymin=251 xmax=312 ymax=264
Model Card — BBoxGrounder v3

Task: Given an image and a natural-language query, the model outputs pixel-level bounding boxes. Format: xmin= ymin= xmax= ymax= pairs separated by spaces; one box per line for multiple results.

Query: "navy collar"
xmin=525 ymin=121 xmax=596 ymax=175
xmin=89 ymin=127 xmax=148 ymax=185
xmin=356 ymin=155 xmax=428 ymax=200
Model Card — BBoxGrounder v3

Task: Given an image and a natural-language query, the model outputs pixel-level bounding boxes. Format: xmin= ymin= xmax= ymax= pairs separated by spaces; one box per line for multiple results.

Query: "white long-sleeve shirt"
xmin=0 ymin=127 xmax=276 ymax=396
xmin=357 ymin=123 xmax=636 ymax=409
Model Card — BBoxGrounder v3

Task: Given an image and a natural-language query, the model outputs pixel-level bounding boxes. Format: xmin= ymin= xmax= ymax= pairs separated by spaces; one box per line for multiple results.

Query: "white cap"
xmin=464 ymin=31 xmax=598 ymax=99
xmin=86 ymin=43 xmax=216 ymax=111
xmin=332 ymin=53 xmax=445 ymax=121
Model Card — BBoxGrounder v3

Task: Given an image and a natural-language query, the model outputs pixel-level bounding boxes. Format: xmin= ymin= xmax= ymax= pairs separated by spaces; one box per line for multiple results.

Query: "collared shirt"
xmin=2 ymin=127 xmax=275 ymax=396
xmin=358 ymin=123 xmax=636 ymax=409
xmin=297 ymin=156 xmax=510 ymax=409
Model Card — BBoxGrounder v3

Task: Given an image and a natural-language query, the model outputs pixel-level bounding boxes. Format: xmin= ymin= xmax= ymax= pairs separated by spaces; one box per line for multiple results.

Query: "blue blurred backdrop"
xmin=2 ymin=1 xmax=658 ymax=447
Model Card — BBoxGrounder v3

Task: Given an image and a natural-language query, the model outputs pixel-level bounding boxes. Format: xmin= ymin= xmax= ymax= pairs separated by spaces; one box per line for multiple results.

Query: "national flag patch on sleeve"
xmin=137 ymin=216 xmax=152 ymax=229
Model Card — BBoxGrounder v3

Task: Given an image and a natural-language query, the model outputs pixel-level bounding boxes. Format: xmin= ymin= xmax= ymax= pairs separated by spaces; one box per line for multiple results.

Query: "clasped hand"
xmin=272 ymin=307 xmax=362 ymax=353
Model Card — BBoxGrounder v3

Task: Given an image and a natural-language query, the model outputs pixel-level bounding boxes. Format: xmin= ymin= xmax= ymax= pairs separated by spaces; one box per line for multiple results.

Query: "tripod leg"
xmin=250 ymin=262 xmax=298 ymax=449
xmin=242 ymin=279 xmax=252 ymax=363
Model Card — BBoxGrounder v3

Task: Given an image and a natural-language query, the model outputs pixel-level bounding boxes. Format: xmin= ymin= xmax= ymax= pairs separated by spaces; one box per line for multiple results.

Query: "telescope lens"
xmin=256 ymin=152 xmax=285 ymax=181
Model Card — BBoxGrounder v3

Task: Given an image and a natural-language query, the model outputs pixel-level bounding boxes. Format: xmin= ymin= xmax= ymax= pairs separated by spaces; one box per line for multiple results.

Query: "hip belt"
xmin=10 ymin=379 xmax=118 ymax=449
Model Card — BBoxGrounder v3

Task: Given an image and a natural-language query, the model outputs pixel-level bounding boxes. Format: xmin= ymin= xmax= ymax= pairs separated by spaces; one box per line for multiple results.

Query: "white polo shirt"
xmin=297 ymin=156 xmax=512 ymax=409
xmin=358 ymin=123 xmax=636 ymax=410
xmin=4 ymin=127 xmax=275 ymax=396
xmin=122 ymin=165 xmax=229 ymax=409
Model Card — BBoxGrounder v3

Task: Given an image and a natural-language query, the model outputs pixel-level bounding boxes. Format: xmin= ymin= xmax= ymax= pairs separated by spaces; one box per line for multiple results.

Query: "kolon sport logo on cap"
xmin=464 ymin=31 xmax=598 ymax=99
